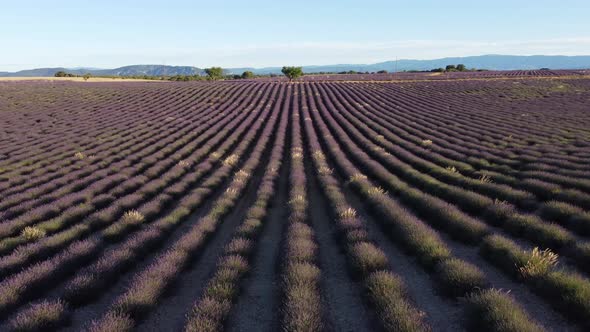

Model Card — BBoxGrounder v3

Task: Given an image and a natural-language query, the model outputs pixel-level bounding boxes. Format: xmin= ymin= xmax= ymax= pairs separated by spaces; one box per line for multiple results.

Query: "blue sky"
xmin=1 ymin=0 xmax=589 ymax=71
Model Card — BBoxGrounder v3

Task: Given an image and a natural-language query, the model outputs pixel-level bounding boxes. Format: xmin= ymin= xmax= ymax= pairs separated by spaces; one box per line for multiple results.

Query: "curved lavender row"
xmin=0 ymin=84 xmax=236 ymax=206
xmin=0 ymin=83 xmax=279 ymax=321
xmin=0 ymin=83 xmax=200 ymax=162
xmin=0 ymin=82 xmax=272 ymax=279
xmin=365 ymin=80 xmax=589 ymax=172
xmin=304 ymin=82 xmax=575 ymax=330
xmin=335 ymin=82 xmax=590 ymax=204
xmin=0 ymin=84 xmax=227 ymax=196
xmin=86 ymin=83 xmax=283 ymax=332
xmin=367 ymin=82 xmax=590 ymax=177
xmin=318 ymin=81 xmax=590 ymax=277
xmin=373 ymin=81 xmax=590 ymax=172
xmin=300 ymin=84 xmax=432 ymax=331
xmin=328 ymin=82 xmax=590 ymax=239
xmin=0 ymin=83 xmax=248 ymax=237
xmin=0 ymin=84 xmax=183 ymax=174
xmin=0 ymin=94 xmax=213 ymax=219
xmin=307 ymin=82 xmax=590 ymax=328
xmin=350 ymin=81 xmax=580 ymax=202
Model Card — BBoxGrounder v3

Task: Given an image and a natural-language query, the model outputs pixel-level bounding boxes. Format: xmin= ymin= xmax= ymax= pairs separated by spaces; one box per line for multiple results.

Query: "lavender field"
xmin=1 ymin=73 xmax=590 ymax=332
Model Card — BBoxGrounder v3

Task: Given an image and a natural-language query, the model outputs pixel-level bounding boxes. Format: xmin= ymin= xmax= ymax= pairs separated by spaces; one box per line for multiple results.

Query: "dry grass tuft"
xmin=22 ymin=226 xmax=46 ymax=241
xmin=366 ymin=186 xmax=386 ymax=197
xmin=519 ymin=247 xmax=558 ymax=279
xmin=223 ymin=154 xmax=239 ymax=166
xmin=421 ymin=139 xmax=433 ymax=147
xmin=478 ymin=174 xmax=493 ymax=183
xmin=445 ymin=166 xmax=459 ymax=174
xmin=339 ymin=207 xmax=357 ymax=219
xmin=312 ymin=150 xmax=325 ymax=161
xmin=122 ymin=210 xmax=145 ymax=224
xmin=349 ymin=173 xmax=368 ymax=184
xmin=177 ymin=160 xmax=190 ymax=168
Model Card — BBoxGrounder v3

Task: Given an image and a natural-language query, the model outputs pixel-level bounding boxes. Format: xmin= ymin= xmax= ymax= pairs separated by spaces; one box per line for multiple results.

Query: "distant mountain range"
xmin=0 ymin=65 xmax=201 ymax=77
xmin=1 ymin=55 xmax=590 ymax=77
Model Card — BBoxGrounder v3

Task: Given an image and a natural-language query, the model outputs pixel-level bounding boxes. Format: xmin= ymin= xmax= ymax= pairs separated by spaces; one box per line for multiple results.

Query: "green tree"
xmin=241 ymin=71 xmax=255 ymax=79
xmin=54 ymin=71 xmax=67 ymax=77
xmin=205 ymin=67 xmax=224 ymax=80
xmin=445 ymin=65 xmax=456 ymax=72
xmin=83 ymin=73 xmax=91 ymax=81
xmin=281 ymin=66 xmax=303 ymax=81
xmin=456 ymin=64 xmax=466 ymax=71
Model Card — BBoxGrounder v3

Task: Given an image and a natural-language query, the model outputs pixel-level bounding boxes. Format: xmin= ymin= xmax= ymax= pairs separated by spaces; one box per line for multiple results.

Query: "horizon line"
xmin=3 ymin=54 xmax=590 ymax=73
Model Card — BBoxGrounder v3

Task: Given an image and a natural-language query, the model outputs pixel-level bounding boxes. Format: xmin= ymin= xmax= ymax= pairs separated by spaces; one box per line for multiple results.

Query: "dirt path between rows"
xmin=304 ymin=156 xmax=378 ymax=332
xmin=135 ymin=149 xmax=274 ymax=331
xmin=225 ymin=152 xmax=290 ymax=332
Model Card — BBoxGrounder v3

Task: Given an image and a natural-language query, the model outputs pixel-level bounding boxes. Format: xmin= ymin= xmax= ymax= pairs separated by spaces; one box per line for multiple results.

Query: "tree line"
xmin=55 ymin=64 xmax=485 ymax=82
xmin=54 ymin=66 xmax=305 ymax=82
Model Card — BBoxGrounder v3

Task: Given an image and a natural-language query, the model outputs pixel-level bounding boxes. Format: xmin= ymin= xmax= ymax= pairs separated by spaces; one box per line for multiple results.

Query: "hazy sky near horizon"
xmin=1 ymin=0 xmax=589 ymax=71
